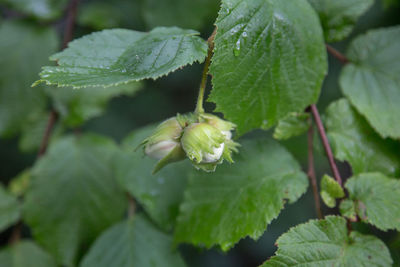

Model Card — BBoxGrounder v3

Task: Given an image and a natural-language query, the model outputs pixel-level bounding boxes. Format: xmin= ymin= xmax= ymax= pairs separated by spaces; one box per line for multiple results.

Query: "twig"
xmin=307 ymin=121 xmax=323 ymax=219
xmin=9 ymin=0 xmax=81 ymax=244
xmin=37 ymin=0 xmax=80 ymax=157
xmin=62 ymin=0 xmax=80 ymax=49
xmin=8 ymin=221 xmax=22 ymax=245
xmin=128 ymin=194 xmax=136 ymax=218
xmin=38 ymin=110 xmax=58 ymax=157
xmin=310 ymin=104 xmax=343 ymax=186
xmin=195 ymin=28 xmax=217 ymax=113
xmin=326 ymin=44 xmax=349 ymax=65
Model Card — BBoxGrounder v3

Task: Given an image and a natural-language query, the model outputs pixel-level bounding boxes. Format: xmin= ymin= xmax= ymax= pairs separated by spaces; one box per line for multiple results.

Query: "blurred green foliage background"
xmin=0 ymin=0 xmax=399 ymax=266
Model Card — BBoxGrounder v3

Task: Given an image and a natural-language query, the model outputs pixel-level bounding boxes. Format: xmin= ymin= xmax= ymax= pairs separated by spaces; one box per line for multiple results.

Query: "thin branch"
xmin=310 ymin=104 xmax=343 ymax=186
xmin=10 ymin=0 xmax=81 ymax=244
xmin=38 ymin=110 xmax=58 ymax=157
xmin=8 ymin=221 xmax=22 ymax=245
xmin=37 ymin=0 xmax=80 ymax=157
xmin=326 ymin=44 xmax=349 ymax=65
xmin=346 ymin=218 xmax=353 ymax=232
xmin=195 ymin=28 xmax=217 ymax=113
xmin=128 ymin=194 xmax=136 ymax=218
xmin=307 ymin=121 xmax=323 ymax=219
xmin=62 ymin=0 xmax=80 ymax=49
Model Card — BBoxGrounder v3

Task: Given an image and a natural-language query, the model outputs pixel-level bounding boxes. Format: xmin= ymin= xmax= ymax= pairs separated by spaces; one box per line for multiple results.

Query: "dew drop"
xmin=261 ymin=120 xmax=269 ymax=129
xmin=233 ymin=39 xmax=241 ymax=56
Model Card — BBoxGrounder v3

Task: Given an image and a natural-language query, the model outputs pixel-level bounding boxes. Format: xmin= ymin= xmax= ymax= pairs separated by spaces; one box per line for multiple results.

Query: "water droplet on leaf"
xmin=261 ymin=120 xmax=269 ymax=129
xmin=233 ymin=39 xmax=241 ymax=56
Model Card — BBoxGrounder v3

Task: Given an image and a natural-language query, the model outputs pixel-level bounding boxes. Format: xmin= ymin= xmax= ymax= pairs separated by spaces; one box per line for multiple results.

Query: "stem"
xmin=346 ymin=219 xmax=353 ymax=232
xmin=326 ymin=44 xmax=349 ymax=65
xmin=38 ymin=110 xmax=58 ymax=157
xmin=310 ymin=104 xmax=343 ymax=186
xmin=38 ymin=0 xmax=80 ymax=157
xmin=9 ymin=0 xmax=81 ymax=245
xmin=307 ymin=121 xmax=323 ymax=219
xmin=128 ymin=194 xmax=136 ymax=218
xmin=8 ymin=221 xmax=22 ymax=245
xmin=62 ymin=0 xmax=80 ymax=49
xmin=195 ymin=28 xmax=217 ymax=113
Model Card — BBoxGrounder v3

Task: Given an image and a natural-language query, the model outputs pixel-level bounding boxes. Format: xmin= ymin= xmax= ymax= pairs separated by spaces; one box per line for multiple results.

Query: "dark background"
xmin=1 ymin=0 xmax=400 ymax=266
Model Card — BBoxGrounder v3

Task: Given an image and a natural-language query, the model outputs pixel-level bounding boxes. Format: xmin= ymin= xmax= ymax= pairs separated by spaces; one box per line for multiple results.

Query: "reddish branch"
xmin=37 ymin=0 xmax=80 ymax=157
xmin=307 ymin=122 xmax=323 ymax=219
xmin=326 ymin=44 xmax=349 ymax=65
xmin=10 ymin=0 xmax=81 ymax=245
xmin=310 ymin=104 xmax=343 ymax=186
xmin=62 ymin=0 xmax=80 ymax=49
xmin=38 ymin=110 xmax=58 ymax=157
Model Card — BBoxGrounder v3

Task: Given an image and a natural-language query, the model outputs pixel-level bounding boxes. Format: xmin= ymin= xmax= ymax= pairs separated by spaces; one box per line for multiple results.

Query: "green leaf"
xmin=325 ymin=99 xmax=400 ymax=177
xmin=48 ymin=82 xmax=142 ymax=127
xmin=80 ymin=215 xmax=186 ymax=267
xmin=36 ymin=27 xmax=208 ymax=88
xmin=115 ymin=125 xmax=190 ymax=231
xmin=273 ymin=112 xmax=310 ymax=140
xmin=0 ymin=21 xmax=58 ymax=137
xmin=0 ymin=241 xmax=57 ymax=267
xmin=0 ymin=0 xmax=68 ymax=20
xmin=0 ymin=185 xmax=20 ymax=232
xmin=340 ymin=199 xmax=357 ymax=221
xmin=142 ymin=0 xmax=219 ymax=30
xmin=340 ymin=26 xmax=400 ymax=139
xmin=261 ymin=216 xmax=392 ymax=267
xmin=345 ymin=172 xmax=400 ymax=231
xmin=320 ymin=174 xmax=344 ymax=208
xmin=174 ymin=137 xmax=308 ymax=250
xmin=209 ymin=0 xmax=327 ymax=135
xmin=308 ymin=0 xmax=373 ymax=42
xmin=23 ymin=134 xmax=127 ymax=266
xmin=8 ymin=169 xmax=31 ymax=198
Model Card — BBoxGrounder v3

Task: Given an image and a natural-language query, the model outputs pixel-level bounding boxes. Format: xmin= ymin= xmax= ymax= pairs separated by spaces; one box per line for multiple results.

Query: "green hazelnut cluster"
xmin=141 ymin=113 xmax=239 ymax=173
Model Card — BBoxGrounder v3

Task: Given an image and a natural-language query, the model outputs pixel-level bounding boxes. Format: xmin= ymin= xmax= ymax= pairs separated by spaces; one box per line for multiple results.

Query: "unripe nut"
xmin=181 ymin=122 xmax=226 ymax=164
xmin=145 ymin=140 xmax=179 ymax=160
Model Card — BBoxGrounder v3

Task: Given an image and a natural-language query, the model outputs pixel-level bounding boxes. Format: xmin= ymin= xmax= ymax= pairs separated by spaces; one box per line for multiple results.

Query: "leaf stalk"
xmin=195 ymin=29 xmax=217 ymax=114
xmin=307 ymin=120 xmax=323 ymax=219
xmin=310 ymin=104 xmax=343 ymax=186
